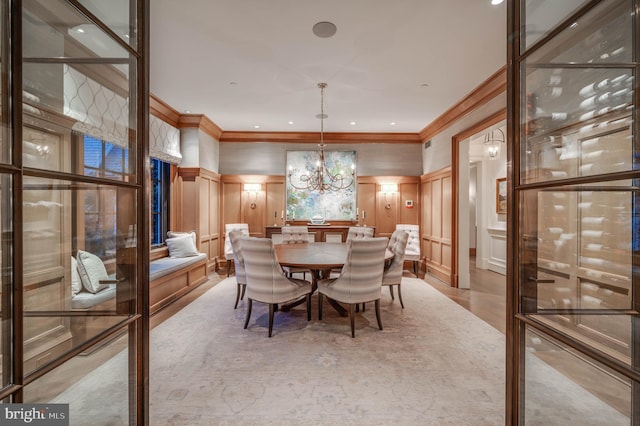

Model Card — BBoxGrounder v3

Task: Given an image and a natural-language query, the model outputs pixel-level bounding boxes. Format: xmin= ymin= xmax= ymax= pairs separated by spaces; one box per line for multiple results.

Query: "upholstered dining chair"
xmin=280 ymin=225 xmax=312 ymax=279
xmin=228 ymin=230 xmax=247 ymax=309
xmin=224 ymin=223 xmax=250 ymax=276
xmin=382 ymin=229 xmax=409 ymax=308
xmin=395 ymin=224 xmax=420 ymax=277
xmin=317 ymin=237 xmax=388 ymax=338
xmin=346 ymin=226 xmax=374 ymax=242
xmin=239 ymin=237 xmax=312 ymax=337
xmin=281 ymin=226 xmax=313 ymax=243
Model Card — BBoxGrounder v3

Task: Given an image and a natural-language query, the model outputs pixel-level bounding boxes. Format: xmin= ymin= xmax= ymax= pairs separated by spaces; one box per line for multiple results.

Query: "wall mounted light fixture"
xmin=244 ymin=183 xmax=261 ymax=209
xmin=381 ymin=183 xmax=398 ymax=209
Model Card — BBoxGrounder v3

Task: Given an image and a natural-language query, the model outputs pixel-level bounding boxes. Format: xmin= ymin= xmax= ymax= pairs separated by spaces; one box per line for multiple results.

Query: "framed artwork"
xmin=496 ymin=177 xmax=507 ymax=214
xmin=286 ymin=150 xmax=356 ymax=221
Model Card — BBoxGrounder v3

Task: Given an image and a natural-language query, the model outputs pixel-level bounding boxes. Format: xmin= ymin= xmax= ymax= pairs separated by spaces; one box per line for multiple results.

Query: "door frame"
xmin=451 ymin=109 xmax=506 ymax=287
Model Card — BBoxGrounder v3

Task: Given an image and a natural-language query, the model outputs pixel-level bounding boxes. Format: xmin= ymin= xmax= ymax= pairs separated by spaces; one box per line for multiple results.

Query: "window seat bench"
xmin=149 ymin=252 xmax=208 ymax=315
xmin=70 ymin=252 xmax=208 ymax=312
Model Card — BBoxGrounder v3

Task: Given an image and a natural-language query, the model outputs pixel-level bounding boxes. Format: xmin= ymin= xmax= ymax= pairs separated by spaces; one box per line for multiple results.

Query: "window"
xmin=151 ymin=157 xmax=170 ymax=246
xmin=83 ymin=135 xmax=129 ymax=258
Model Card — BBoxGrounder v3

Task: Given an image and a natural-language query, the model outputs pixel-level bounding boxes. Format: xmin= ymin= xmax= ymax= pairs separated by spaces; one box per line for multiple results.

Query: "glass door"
xmin=0 ymin=0 xmax=149 ymax=424
xmin=508 ymin=0 xmax=640 ymax=423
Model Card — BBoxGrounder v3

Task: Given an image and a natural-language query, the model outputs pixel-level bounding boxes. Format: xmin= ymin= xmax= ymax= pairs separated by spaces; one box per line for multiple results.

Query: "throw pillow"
xmin=167 ymin=230 xmax=197 ymax=246
xmin=71 ymin=256 xmax=83 ymax=295
xmin=166 ymin=235 xmax=199 ymax=258
xmin=76 ymin=250 xmax=110 ymax=294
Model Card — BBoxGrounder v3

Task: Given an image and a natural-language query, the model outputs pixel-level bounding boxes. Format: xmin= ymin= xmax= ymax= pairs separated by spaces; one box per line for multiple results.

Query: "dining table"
xmin=275 ymin=242 xmax=392 ymax=316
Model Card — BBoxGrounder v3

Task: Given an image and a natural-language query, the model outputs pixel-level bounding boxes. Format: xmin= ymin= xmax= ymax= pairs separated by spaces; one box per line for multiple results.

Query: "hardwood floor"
xmin=425 ymin=256 xmax=506 ymax=334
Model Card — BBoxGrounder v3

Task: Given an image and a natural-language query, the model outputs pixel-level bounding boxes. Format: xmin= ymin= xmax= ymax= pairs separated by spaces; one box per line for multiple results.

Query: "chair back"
xmin=395 ymin=224 xmax=420 ymax=261
xmin=224 ymin=223 xmax=249 ymax=259
xmin=282 ymin=226 xmax=311 ymax=244
xmin=346 ymin=226 xmax=374 ymax=242
xmin=228 ymin=230 xmax=247 ymax=285
xmin=333 ymin=237 xmax=388 ymax=303
xmin=240 ymin=237 xmax=307 ymax=304
xmin=383 ymin=230 xmax=409 ymax=285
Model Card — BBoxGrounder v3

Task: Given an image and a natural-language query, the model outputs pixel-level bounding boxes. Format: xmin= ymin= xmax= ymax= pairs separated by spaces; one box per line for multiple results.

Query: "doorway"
xmin=452 ymin=112 xmax=506 ymax=291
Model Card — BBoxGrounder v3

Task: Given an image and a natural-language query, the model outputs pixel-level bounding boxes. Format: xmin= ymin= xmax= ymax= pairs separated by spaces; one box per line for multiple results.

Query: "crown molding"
xmin=419 ymin=66 xmax=506 ymax=142
xmin=219 ymin=131 xmax=421 ymax=144
xmin=177 ymin=114 xmax=223 ymax=140
xmin=149 ymin=93 xmax=180 ymax=127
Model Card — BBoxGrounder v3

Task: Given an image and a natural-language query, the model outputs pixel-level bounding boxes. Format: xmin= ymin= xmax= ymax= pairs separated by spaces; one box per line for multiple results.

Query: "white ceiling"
xmin=149 ymin=0 xmax=506 ymax=133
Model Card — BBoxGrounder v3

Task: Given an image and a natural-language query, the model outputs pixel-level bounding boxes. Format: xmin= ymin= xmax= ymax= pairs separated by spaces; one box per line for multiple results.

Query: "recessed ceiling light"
xmin=570 ymin=22 xmax=578 ymax=29
xmin=491 ymin=0 xmax=504 ymax=4
xmin=124 ymin=34 xmax=130 ymax=39
xmin=254 ymin=125 xmax=260 ymax=129
xmin=76 ymin=28 xmax=85 ymax=33
xmin=184 ymin=109 xmax=190 ymax=113
xmin=350 ymin=121 xmax=356 ymax=126
xmin=420 ymin=83 xmax=429 ymax=88
xmin=390 ymin=122 xmax=396 ymax=126
xmin=288 ymin=121 xmax=294 ymax=125
xmin=313 ymin=21 xmax=337 ymax=38
xmin=229 ymin=81 xmax=238 ymax=85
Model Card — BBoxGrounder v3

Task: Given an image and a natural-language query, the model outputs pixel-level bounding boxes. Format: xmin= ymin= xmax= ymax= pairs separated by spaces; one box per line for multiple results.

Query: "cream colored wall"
xmin=219 ymin=142 xmax=422 ymax=176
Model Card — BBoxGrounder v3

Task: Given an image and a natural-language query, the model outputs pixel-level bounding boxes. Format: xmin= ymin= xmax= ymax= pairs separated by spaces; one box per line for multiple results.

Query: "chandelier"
xmin=484 ymin=128 xmax=505 ymax=160
xmin=287 ymin=82 xmax=355 ymax=194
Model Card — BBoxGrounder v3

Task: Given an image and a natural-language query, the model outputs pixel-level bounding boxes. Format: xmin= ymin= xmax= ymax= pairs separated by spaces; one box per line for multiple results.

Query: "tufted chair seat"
xmin=346 ymin=226 xmax=374 ymax=242
xmin=224 ymin=223 xmax=249 ymax=276
xmin=239 ymin=237 xmax=312 ymax=337
xmin=280 ymin=226 xmax=313 ymax=278
xmin=395 ymin=224 xmax=420 ymax=277
xmin=282 ymin=226 xmax=313 ymax=243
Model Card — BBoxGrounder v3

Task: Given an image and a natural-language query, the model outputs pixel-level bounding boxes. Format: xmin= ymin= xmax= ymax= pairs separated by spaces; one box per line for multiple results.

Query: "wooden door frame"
xmin=451 ymin=109 xmax=506 ymax=287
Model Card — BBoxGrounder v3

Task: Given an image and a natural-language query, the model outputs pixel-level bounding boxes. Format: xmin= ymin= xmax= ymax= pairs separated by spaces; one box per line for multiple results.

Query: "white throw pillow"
xmin=71 ymin=256 xmax=83 ymax=295
xmin=76 ymin=250 xmax=109 ymax=294
xmin=167 ymin=230 xmax=197 ymax=246
xmin=166 ymin=235 xmax=199 ymax=258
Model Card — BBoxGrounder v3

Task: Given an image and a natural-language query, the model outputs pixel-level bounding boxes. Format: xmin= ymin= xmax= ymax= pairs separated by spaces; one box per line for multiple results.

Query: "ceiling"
xmin=149 ymin=0 xmax=506 ymax=134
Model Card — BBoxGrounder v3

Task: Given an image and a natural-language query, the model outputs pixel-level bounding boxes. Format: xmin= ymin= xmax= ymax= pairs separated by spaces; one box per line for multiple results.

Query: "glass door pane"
xmin=511 ymin=0 xmax=640 ymax=423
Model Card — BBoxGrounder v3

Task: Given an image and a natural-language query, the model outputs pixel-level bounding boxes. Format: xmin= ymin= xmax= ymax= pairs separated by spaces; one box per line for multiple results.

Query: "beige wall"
xmin=219 ymin=142 xmax=422 ymax=176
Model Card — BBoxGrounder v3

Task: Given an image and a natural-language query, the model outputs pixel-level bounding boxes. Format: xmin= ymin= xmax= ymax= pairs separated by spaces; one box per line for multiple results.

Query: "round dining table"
xmin=274 ymin=242 xmax=392 ymax=316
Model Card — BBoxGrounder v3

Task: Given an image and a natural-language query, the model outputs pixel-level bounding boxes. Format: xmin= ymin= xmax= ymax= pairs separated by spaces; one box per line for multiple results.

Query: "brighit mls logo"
xmin=2 ymin=404 xmax=68 ymax=425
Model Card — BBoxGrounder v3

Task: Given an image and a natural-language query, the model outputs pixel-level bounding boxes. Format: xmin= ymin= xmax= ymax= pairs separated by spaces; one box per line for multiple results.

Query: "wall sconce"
xmin=381 ymin=183 xmax=398 ymax=209
xmin=244 ymin=183 xmax=261 ymax=209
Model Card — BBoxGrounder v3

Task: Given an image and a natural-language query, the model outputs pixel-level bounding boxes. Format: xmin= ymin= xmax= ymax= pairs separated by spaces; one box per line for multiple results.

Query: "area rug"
xmin=52 ymin=277 xmax=627 ymax=425
xmin=148 ymin=277 xmax=506 ymax=425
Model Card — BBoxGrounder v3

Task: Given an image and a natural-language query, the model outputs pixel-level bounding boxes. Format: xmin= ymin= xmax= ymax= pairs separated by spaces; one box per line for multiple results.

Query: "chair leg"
xmin=388 ymin=285 xmax=395 ymax=300
xmin=306 ymin=294 xmax=311 ymax=321
xmin=375 ymin=299 xmax=383 ymax=331
xmin=244 ymin=298 xmax=252 ymax=329
xmin=234 ymin=284 xmax=241 ymax=309
xmin=397 ymin=284 xmax=404 ymax=309
xmin=227 ymin=259 xmax=234 ymax=277
xmin=349 ymin=304 xmax=355 ymax=338
xmin=268 ymin=303 xmax=275 ymax=337
xmin=318 ymin=293 xmax=323 ymax=320
xmin=413 ymin=260 xmax=418 ymax=277
xmin=240 ymin=284 xmax=246 ymax=300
